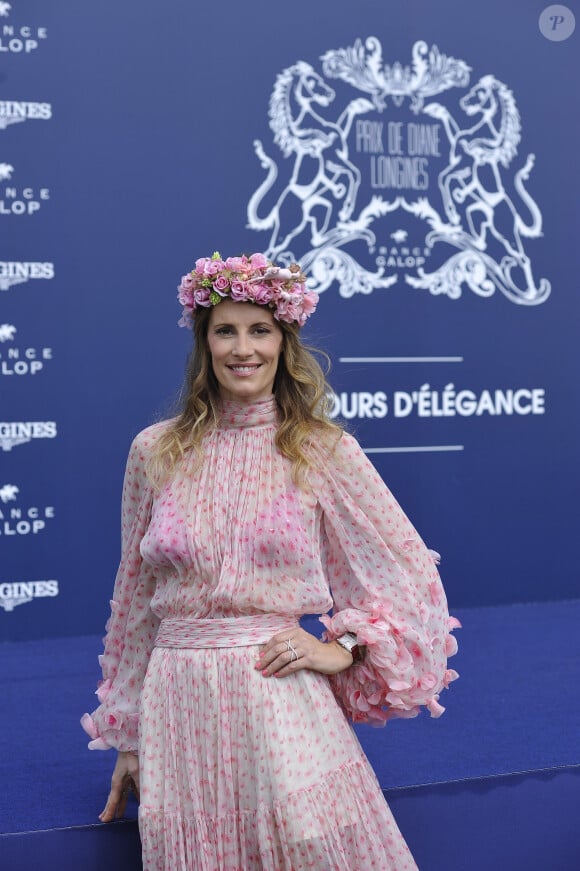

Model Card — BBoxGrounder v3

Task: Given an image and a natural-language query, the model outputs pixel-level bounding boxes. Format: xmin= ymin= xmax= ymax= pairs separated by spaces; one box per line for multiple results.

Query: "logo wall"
xmin=0 ymin=580 xmax=59 ymax=612
xmin=0 ymin=1 xmax=58 ymax=626
xmin=0 ymin=2 xmax=48 ymax=54
xmin=0 ymin=483 xmax=55 ymax=535
xmin=0 ymin=163 xmax=50 ymax=215
xmin=0 ymin=323 xmax=53 ymax=375
xmin=247 ymin=38 xmax=550 ymax=305
xmin=0 ymin=261 xmax=55 ymax=291
xmin=0 ymin=421 xmax=57 ymax=451
xmin=0 ymin=100 xmax=52 ymax=129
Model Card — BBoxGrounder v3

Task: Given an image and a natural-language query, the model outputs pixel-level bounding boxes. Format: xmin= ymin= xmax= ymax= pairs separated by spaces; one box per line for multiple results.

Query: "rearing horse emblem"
xmin=421 ymin=75 xmax=549 ymax=303
xmin=247 ymin=62 xmax=374 ymax=259
xmin=247 ymin=40 xmax=550 ymax=305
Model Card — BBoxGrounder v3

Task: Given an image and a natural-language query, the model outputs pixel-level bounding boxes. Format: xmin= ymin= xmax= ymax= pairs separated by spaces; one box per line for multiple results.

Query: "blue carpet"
xmin=354 ymin=598 xmax=580 ymax=787
xmin=1 ymin=600 xmax=579 ymax=834
xmin=387 ymin=767 xmax=580 ymax=871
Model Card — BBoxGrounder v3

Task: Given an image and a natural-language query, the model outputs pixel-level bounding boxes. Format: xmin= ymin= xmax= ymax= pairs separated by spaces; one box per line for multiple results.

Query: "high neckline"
xmin=218 ymin=396 xmax=279 ymax=430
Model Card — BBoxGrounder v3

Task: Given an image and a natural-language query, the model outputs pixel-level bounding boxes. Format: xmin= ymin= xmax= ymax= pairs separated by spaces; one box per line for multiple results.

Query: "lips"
xmin=227 ymin=364 xmax=262 ymax=376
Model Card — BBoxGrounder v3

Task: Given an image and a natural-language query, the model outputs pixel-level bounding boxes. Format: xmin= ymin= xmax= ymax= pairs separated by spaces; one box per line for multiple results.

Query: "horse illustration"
xmin=425 ymin=76 xmax=543 ymax=268
xmin=247 ymin=61 xmax=373 ymax=259
xmin=0 ymin=163 xmax=14 ymax=181
xmin=0 ymin=484 xmax=19 ymax=503
xmin=0 ymin=324 xmax=17 ymax=342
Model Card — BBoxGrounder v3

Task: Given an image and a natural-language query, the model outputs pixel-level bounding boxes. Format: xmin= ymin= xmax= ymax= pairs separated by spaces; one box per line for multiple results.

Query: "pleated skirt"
xmin=138 ymin=627 xmax=418 ymax=870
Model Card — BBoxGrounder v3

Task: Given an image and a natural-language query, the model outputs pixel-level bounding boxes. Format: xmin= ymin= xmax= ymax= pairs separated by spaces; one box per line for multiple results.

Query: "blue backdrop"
xmin=1 ymin=0 xmax=578 ymax=640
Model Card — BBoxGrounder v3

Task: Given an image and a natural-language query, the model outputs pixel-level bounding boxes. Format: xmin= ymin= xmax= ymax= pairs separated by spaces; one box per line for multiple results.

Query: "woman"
xmin=82 ymin=252 xmax=459 ymax=870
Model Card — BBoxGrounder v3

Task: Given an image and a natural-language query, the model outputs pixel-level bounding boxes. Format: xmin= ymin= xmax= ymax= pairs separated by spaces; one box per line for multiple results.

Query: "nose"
xmin=232 ymin=331 xmax=253 ymax=357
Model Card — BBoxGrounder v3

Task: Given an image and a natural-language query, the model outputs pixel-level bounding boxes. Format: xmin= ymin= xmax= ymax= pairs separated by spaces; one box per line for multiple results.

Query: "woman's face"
xmin=207 ymin=300 xmax=283 ymax=404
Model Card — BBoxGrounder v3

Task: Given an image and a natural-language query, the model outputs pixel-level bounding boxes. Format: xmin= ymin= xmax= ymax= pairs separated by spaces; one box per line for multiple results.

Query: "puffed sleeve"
xmin=80 ymin=428 xmax=161 ymax=751
xmin=311 ymin=432 xmax=460 ymax=726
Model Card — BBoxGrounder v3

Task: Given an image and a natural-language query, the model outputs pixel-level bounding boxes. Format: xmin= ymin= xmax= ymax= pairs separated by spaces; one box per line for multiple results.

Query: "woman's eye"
xmin=215 ymin=327 xmax=233 ymax=335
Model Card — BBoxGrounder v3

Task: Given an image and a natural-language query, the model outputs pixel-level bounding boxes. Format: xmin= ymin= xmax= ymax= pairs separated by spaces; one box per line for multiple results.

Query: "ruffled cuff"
xmin=80 ymin=679 xmax=140 ymax=752
xmin=320 ymin=603 xmax=460 ymax=726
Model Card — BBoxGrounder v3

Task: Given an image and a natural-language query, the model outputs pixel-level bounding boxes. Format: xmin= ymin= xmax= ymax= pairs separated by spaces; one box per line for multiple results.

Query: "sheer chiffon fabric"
xmin=85 ymin=396 xmax=458 ymax=869
xmin=139 ymin=618 xmax=416 ymax=870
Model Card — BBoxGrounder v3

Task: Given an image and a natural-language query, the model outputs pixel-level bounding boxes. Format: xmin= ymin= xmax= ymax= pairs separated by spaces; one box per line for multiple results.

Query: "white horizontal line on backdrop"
xmin=339 ymin=357 xmax=464 ymax=363
xmin=364 ymin=445 xmax=465 ymax=454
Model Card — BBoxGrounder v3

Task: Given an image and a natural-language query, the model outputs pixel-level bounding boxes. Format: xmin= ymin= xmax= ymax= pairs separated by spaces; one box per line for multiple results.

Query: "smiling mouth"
xmin=227 ymin=364 xmax=262 ymax=375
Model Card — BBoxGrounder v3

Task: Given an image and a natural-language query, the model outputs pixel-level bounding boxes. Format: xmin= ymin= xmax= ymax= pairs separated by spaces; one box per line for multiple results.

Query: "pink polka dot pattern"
xmin=83 ymin=396 xmax=459 ymax=869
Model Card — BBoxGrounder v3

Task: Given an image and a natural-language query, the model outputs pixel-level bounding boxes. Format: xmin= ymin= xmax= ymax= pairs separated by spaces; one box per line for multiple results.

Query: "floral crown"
xmin=177 ymin=252 xmax=318 ymax=328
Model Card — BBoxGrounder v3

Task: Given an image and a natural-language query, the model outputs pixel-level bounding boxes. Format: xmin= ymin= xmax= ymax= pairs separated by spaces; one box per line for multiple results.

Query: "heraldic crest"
xmin=247 ymin=37 xmax=550 ymax=305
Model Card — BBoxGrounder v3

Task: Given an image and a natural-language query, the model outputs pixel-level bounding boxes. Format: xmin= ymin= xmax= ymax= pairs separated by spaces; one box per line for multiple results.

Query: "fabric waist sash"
xmin=154 ymin=614 xmax=300 ymax=649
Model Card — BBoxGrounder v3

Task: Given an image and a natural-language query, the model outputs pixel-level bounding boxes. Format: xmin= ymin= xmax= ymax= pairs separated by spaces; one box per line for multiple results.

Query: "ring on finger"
xmin=286 ymin=638 xmax=298 ymax=662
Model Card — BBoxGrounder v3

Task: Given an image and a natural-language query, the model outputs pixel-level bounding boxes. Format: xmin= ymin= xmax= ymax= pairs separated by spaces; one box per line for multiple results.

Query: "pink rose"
xmin=250 ymin=283 xmax=275 ymax=304
xmin=193 ymin=286 xmax=212 ymax=307
xmin=225 ymin=256 xmax=247 ymax=273
xmin=249 ymin=252 xmax=268 ymax=270
xmin=275 ymin=300 xmax=302 ymax=324
xmin=178 ymin=288 xmax=193 ymax=306
xmin=204 ymin=259 xmax=224 ymax=277
xmin=230 ymin=280 xmax=249 ymax=300
xmin=194 ymin=257 xmax=209 ymax=275
xmin=213 ymin=275 xmax=230 ymax=293
xmin=177 ymin=275 xmax=194 ymax=305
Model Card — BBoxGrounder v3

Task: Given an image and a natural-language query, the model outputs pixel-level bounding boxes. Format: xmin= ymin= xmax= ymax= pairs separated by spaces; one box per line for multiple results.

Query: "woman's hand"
xmin=255 ymin=627 xmax=354 ymax=679
xmin=99 ymin=751 xmax=140 ymax=823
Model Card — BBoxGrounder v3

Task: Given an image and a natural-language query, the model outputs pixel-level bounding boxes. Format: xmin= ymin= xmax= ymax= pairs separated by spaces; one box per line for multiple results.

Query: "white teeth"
xmin=229 ymin=365 xmax=259 ymax=372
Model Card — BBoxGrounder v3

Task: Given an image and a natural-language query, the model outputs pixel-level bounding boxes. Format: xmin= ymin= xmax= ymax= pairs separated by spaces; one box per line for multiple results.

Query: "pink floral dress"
xmin=82 ymin=397 xmax=459 ymax=871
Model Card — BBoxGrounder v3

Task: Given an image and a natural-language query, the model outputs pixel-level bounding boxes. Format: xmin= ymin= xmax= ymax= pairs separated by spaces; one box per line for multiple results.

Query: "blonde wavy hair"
xmin=147 ymin=305 xmax=342 ymax=488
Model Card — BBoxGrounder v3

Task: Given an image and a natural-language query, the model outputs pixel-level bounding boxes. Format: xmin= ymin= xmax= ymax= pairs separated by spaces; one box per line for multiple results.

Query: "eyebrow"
xmin=212 ymin=321 xmax=273 ymax=329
